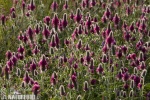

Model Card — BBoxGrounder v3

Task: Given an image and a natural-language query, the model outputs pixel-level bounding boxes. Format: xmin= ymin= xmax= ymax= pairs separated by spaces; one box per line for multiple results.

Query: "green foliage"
xmin=0 ymin=0 xmax=12 ymax=15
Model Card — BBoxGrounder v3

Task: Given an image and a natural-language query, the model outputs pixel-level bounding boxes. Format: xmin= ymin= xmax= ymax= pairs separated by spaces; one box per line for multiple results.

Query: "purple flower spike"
xmin=52 ymin=13 xmax=59 ymax=30
xmin=84 ymin=51 xmax=91 ymax=64
xmin=133 ymin=75 xmax=140 ymax=86
xmin=23 ymin=71 xmax=30 ymax=84
xmin=6 ymin=50 xmax=12 ymax=60
xmin=94 ymin=23 xmax=100 ymax=34
xmin=104 ymin=7 xmax=111 ymax=19
xmin=138 ymin=19 xmax=146 ymax=31
xmin=74 ymin=8 xmax=82 ymax=23
xmin=32 ymin=45 xmax=40 ymax=55
xmin=42 ymin=25 xmax=50 ymax=39
xmin=32 ymin=83 xmax=40 ymax=97
xmin=116 ymin=48 xmax=122 ymax=59
xmin=43 ymin=16 xmax=50 ymax=25
xmin=123 ymin=30 xmax=131 ymax=42
xmin=96 ymin=63 xmax=103 ymax=74
xmin=29 ymin=0 xmax=36 ymax=11
xmin=18 ymin=45 xmax=25 ymax=54
xmin=63 ymin=0 xmax=68 ymax=10
xmin=51 ymin=1 xmax=58 ymax=12
xmin=50 ymin=71 xmax=57 ymax=85
xmin=38 ymin=55 xmax=47 ymax=72
xmin=34 ymin=24 xmax=40 ymax=34
xmin=30 ymin=60 xmax=37 ymax=73
xmin=90 ymin=0 xmax=96 ymax=7
xmin=62 ymin=13 xmax=68 ymax=28
xmin=68 ymin=79 xmax=74 ymax=89
xmin=86 ymin=16 xmax=92 ymax=30
xmin=117 ymin=71 xmax=123 ymax=80
xmin=106 ymin=31 xmax=115 ymax=48
xmin=1 ymin=15 xmax=6 ymax=25
xmin=49 ymin=35 xmax=56 ymax=48
xmin=27 ymin=26 xmax=34 ymax=41
xmin=76 ymin=39 xmax=82 ymax=50
xmin=101 ymin=54 xmax=108 ymax=63
xmin=122 ymin=72 xmax=130 ymax=81
xmin=113 ymin=13 xmax=120 ymax=25
xmin=123 ymin=83 xmax=129 ymax=90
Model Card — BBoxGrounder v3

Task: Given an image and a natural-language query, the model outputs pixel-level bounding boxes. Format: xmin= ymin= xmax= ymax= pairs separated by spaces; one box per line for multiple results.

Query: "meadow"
xmin=0 ymin=0 xmax=150 ymax=100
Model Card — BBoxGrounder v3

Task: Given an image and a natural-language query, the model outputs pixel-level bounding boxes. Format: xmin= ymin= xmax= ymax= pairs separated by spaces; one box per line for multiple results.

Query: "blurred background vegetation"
xmin=0 ymin=0 xmax=13 ymax=61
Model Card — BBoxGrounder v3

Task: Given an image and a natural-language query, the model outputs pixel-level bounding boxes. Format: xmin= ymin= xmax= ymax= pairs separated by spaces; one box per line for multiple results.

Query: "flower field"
xmin=0 ymin=0 xmax=150 ymax=100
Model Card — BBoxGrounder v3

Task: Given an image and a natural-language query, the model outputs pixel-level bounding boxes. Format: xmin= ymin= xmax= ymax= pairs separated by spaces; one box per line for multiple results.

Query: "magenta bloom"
xmin=113 ymin=13 xmax=120 ymax=25
xmin=42 ymin=25 xmax=50 ymax=39
xmin=50 ymin=71 xmax=57 ymax=85
xmin=23 ymin=72 xmax=30 ymax=84
xmin=29 ymin=0 xmax=36 ymax=11
xmin=129 ymin=22 xmax=134 ymax=32
xmin=94 ymin=23 xmax=100 ymax=34
xmin=122 ymin=72 xmax=130 ymax=81
xmin=104 ymin=7 xmax=111 ymax=19
xmin=101 ymin=54 xmax=108 ymax=63
xmin=70 ymin=11 xmax=74 ymax=20
xmin=101 ymin=15 xmax=107 ymax=23
xmin=74 ymin=8 xmax=82 ymax=23
xmin=52 ymin=14 xmax=59 ymax=30
xmin=84 ymin=51 xmax=91 ymax=63
xmin=30 ymin=61 xmax=37 ymax=72
xmin=63 ymin=0 xmax=68 ymax=10
xmin=6 ymin=50 xmax=12 ymax=60
xmin=123 ymin=30 xmax=131 ymax=42
xmin=32 ymin=83 xmax=40 ymax=96
xmin=51 ymin=1 xmax=58 ymax=11
xmin=1 ymin=15 xmax=6 ymax=25
xmin=134 ymin=75 xmax=140 ymax=86
xmin=49 ymin=35 xmax=56 ymax=48
xmin=10 ymin=7 xmax=15 ymax=14
xmin=123 ymin=83 xmax=129 ymax=90
xmin=106 ymin=31 xmax=115 ymax=47
xmin=18 ymin=45 xmax=25 ymax=54
xmin=68 ymin=80 xmax=74 ymax=89
xmin=116 ymin=71 xmax=123 ymax=80
xmin=76 ymin=39 xmax=82 ymax=50
xmin=38 ymin=55 xmax=47 ymax=72
xmin=26 ymin=26 xmax=34 ymax=40
xmin=86 ymin=16 xmax=92 ymax=30
xmin=4 ymin=65 xmax=9 ymax=79
xmin=22 ymin=1 xmax=25 ymax=12
xmin=90 ymin=79 xmax=97 ymax=85
xmin=138 ymin=19 xmax=146 ymax=31
xmin=7 ymin=60 xmax=13 ymax=71
xmin=43 ymin=16 xmax=50 ymax=25
xmin=137 ymin=83 xmax=142 ymax=89
xmin=96 ymin=64 xmax=103 ymax=74
xmin=34 ymin=24 xmax=40 ymax=34
xmin=11 ymin=55 xmax=18 ymax=66
xmin=62 ymin=13 xmax=68 ymax=28
xmin=90 ymin=0 xmax=96 ymax=7
xmin=116 ymin=48 xmax=122 ymax=59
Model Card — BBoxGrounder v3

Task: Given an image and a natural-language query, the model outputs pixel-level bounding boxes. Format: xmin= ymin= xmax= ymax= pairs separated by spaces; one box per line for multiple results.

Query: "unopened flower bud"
xmin=76 ymin=95 xmax=81 ymax=100
xmin=141 ymin=69 xmax=147 ymax=77
xmin=129 ymin=90 xmax=134 ymax=97
xmin=134 ymin=67 xmax=138 ymax=75
xmin=59 ymin=85 xmax=66 ymax=96
xmin=83 ymin=81 xmax=89 ymax=91
xmin=16 ymin=68 xmax=21 ymax=77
